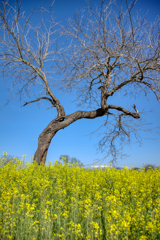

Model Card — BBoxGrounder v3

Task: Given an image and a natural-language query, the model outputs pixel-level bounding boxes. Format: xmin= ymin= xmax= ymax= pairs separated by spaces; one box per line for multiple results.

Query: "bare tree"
xmin=0 ymin=0 xmax=159 ymax=165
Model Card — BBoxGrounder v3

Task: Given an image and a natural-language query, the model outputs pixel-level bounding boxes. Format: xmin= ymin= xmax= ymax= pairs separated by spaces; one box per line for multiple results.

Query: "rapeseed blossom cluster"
xmin=0 ymin=152 xmax=160 ymax=239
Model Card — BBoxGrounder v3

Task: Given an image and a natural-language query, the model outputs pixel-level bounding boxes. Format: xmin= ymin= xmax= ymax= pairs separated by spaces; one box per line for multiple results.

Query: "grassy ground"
xmin=0 ymin=154 xmax=160 ymax=239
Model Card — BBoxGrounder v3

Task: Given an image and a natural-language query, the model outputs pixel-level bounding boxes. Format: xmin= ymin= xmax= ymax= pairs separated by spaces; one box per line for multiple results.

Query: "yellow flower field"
xmin=0 ymin=153 xmax=160 ymax=239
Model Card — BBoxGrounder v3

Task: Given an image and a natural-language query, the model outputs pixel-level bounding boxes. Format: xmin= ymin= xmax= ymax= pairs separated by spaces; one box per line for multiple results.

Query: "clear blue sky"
xmin=0 ymin=0 xmax=160 ymax=168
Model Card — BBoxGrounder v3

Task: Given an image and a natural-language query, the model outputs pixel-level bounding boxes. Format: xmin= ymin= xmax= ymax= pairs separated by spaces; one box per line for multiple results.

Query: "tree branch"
xmin=119 ymin=113 xmax=129 ymax=137
xmin=135 ymin=80 xmax=160 ymax=102
xmin=133 ymin=104 xmax=139 ymax=114
xmin=23 ymin=96 xmax=56 ymax=107
xmin=0 ymin=5 xmax=23 ymax=59
xmin=108 ymin=104 xmax=140 ymax=119
xmin=106 ymin=74 xmax=138 ymax=98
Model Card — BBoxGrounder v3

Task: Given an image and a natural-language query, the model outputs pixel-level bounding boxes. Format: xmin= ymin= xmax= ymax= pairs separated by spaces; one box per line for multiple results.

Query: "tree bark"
xmin=33 ymin=117 xmax=66 ymax=165
xmin=33 ymin=104 xmax=140 ymax=165
xmin=33 ymin=109 xmax=105 ymax=165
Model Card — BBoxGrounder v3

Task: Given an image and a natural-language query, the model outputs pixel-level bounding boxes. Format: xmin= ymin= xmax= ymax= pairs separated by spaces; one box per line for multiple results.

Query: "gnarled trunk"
xmin=33 ymin=117 xmax=66 ymax=165
xmin=33 ymin=108 xmax=106 ymax=165
xmin=33 ymin=103 xmax=140 ymax=165
xmin=33 ymin=130 xmax=57 ymax=165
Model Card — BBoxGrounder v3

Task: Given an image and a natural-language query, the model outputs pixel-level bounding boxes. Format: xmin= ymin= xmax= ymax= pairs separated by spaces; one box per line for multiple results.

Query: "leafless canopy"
xmin=56 ymin=0 xmax=160 ymax=163
xmin=0 ymin=0 xmax=65 ymax=117
xmin=0 ymin=0 xmax=160 ymax=164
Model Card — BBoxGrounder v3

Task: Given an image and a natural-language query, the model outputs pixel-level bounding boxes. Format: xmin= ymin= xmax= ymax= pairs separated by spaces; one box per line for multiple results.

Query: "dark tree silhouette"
xmin=0 ymin=0 xmax=159 ymax=165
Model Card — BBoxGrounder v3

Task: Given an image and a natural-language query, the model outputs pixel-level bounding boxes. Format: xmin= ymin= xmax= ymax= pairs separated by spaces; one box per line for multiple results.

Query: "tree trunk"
xmin=33 ymin=131 xmax=57 ymax=165
xmin=33 ymin=108 xmax=106 ymax=165
xmin=33 ymin=117 xmax=66 ymax=165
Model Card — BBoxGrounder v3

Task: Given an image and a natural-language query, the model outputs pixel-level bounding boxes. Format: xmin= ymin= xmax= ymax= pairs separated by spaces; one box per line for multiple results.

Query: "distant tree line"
xmin=0 ymin=154 xmax=84 ymax=169
xmin=0 ymin=154 xmax=25 ymax=169
xmin=0 ymin=154 xmax=159 ymax=172
xmin=114 ymin=164 xmax=160 ymax=172
xmin=87 ymin=164 xmax=160 ymax=172
xmin=138 ymin=164 xmax=160 ymax=172
xmin=57 ymin=155 xmax=84 ymax=168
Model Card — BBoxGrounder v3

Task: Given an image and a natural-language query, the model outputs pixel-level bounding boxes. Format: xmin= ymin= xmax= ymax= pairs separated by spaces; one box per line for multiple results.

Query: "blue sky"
xmin=0 ymin=0 xmax=160 ymax=168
